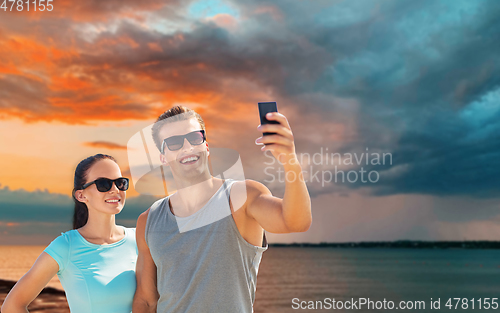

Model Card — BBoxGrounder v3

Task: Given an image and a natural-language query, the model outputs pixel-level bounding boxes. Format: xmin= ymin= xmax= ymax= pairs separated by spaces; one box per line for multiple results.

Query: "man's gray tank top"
xmin=145 ymin=179 xmax=268 ymax=313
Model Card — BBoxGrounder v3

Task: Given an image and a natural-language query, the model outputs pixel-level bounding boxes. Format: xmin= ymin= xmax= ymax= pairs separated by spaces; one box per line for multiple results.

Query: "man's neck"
xmin=170 ymin=176 xmax=224 ymax=217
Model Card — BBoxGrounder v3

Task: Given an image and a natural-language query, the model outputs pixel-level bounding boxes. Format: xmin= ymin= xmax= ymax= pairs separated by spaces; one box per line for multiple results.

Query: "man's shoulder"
xmin=137 ymin=208 xmax=150 ymax=223
xmin=137 ymin=197 xmax=167 ymax=225
xmin=152 ymin=197 xmax=168 ymax=209
xmin=229 ymin=179 xmax=270 ymax=209
xmin=234 ymin=179 xmax=270 ymax=195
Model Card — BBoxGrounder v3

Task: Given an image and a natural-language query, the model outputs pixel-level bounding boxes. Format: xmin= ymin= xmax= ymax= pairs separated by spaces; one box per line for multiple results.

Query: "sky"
xmin=1 ymin=0 xmax=500 ymax=244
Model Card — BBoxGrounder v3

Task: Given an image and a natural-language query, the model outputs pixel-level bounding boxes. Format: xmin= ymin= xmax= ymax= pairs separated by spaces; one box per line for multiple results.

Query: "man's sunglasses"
xmin=81 ymin=177 xmax=130 ymax=192
xmin=161 ymin=130 xmax=206 ymax=153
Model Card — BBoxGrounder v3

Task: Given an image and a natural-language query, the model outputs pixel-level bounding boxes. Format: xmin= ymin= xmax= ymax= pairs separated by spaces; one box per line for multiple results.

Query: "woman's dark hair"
xmin=72 ymin=154 xmax=117 ymax=229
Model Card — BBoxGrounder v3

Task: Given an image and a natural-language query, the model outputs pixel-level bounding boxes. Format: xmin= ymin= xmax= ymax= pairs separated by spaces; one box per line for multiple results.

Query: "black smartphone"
xmin=258 ymin=102 xmax=279 ymax=136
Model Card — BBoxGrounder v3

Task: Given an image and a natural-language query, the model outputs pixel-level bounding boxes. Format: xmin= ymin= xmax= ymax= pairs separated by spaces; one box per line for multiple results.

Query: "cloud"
xmin=1 ymin=0 xmax=499 ymax=199
xmin=0 ymin=75 xmax=53 ymax=118
xmin=17 ymin=0 xmax=187 ymax=22
xmin=0 ymin=186 xmax=160 ymax=244
xmin=0 ymin=221 xmax=20 ymax=227
xmin=228 ymin=0 xmax=500 ymax=198
xmin=268 ymin=191 xmax=500 ymax=243
xmin=0 ymin=1 xmax=333 ymax=123
xmin=3 ymin=181 xmax=499 ymax=245
xmin=83 ymin=141 xmax=128 ymax=150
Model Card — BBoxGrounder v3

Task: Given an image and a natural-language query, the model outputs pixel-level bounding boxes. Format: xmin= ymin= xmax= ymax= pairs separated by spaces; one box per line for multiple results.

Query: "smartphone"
xmin=258 ymin=102 xmax=279 ymax=136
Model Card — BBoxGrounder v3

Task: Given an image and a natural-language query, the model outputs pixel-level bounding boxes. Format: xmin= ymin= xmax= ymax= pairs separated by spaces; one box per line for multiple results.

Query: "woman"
xmin=1 ymin=154 xmax=138 ymax=313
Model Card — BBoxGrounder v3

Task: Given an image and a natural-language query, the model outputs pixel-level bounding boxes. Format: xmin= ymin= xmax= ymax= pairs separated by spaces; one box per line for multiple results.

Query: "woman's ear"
xmin=206 ymin=142 xmax=209 ymax=157
xmin=74 ymin=190 xmax=87 ymax=203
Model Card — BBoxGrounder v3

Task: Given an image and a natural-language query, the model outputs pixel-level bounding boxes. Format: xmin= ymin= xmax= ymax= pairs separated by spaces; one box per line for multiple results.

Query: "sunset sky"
xmin=1 ymin=0 xmax=500 ymax=244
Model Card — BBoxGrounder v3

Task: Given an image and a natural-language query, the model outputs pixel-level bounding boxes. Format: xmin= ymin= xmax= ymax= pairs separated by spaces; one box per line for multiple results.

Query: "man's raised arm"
xmin=249 ymin=112 xmax=312 ymax=233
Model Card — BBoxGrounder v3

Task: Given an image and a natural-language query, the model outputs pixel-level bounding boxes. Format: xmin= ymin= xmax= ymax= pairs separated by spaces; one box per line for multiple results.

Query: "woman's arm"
xmin=1 ymin=252 xmax=59 ymax=313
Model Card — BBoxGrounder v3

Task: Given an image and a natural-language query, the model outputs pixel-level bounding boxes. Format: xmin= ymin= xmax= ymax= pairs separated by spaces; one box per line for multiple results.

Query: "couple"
xmin=2 ymin=105 xmax=312 ymax=313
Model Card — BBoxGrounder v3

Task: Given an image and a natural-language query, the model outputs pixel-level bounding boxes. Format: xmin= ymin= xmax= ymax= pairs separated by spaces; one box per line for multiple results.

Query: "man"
xmin=133 ymin=105 xmax=312 ymax=312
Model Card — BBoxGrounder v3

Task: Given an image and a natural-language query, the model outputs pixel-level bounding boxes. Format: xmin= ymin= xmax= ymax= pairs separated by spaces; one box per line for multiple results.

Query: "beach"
xmin=0 ymin=279 xmax=69 ymax=312
xmin=0 ymin=246 xmax=68 ymax=311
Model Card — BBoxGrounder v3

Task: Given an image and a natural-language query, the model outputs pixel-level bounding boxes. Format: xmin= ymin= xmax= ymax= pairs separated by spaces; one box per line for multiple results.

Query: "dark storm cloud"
xmin=225 ymin=0 xmax=500 ymax=198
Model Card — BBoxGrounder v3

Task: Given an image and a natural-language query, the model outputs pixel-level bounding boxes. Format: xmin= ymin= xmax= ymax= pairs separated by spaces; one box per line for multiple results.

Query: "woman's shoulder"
xmin=45 ymin=230 xmax=79 ymax=254
xmin=123 ymin=226 xmax=136 ymax=237
xmin=121 ymin=226 xmax=137 ymax=241
xmin=119 ymin=226 xmax=138 ymax=254
xmin=44 ymin=230 xmax=77 ymax=272
xmin=49 ymin=229 xmax=77 ymax=246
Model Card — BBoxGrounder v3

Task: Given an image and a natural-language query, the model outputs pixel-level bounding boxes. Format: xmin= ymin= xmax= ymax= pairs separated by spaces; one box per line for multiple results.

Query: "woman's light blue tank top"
xmin=44 ymin=226 xmax=138 ymax=313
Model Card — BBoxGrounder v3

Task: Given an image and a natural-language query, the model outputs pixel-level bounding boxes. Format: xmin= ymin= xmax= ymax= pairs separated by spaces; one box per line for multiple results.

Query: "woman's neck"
xmin=77 ymin=213 xmax=124 ymax=244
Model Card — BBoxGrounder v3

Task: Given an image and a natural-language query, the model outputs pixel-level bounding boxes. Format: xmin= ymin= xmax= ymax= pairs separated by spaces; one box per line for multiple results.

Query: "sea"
xmin=1 ymin=246 xmax=499 ymax=312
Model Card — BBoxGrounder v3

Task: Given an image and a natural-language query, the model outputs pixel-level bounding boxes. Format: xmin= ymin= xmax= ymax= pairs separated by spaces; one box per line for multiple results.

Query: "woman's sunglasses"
xmin=161 ymin=130 xmax=206 ymax=153
xmin=81 ymin=177 xmax=129 ymax=192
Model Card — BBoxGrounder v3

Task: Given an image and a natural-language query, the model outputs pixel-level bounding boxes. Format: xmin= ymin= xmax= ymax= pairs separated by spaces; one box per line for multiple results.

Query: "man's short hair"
xmin=151 ymin=105 xmax=206 ymax=152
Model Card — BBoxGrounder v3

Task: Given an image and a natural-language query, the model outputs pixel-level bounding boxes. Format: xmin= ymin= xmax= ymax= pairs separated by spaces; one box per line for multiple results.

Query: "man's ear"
xmin=74 ymin=190 xmax=87 ymax=203
xmin=159 ymin=153 xmax=170 ymax=167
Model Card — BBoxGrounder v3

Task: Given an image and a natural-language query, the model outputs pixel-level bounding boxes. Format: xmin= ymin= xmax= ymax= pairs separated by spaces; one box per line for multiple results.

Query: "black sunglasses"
xmin=161 ymin=130 xmax=206 ymax=153
xmin=81 ymin=177 xmax=129 ymax=192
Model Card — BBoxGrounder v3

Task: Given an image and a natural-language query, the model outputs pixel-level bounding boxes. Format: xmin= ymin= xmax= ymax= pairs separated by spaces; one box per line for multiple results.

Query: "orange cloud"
xmin=1 ymin=7 xmax=330 ymax=126
xmin=208 ymin=14 xmax=238 ymax=29
xmin=0 ymin=36 xmax=63 ymax=69
xmin=51 ymin=75 xmax=93 ymax=91
xmin=148 ymin=42 xmax=163 ymax=52
xmin=0 ymin=221 xmax=21 ymax=227
xmin=84 ymin=141 xmax=128 ymax=150
xmin=15 ymin=0 xmax=172 ymax=22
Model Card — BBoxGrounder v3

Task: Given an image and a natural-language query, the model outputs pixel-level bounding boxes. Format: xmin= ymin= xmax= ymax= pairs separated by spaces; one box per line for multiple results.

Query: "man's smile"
xmin=179 ymin=154 xmax=200 ymax=164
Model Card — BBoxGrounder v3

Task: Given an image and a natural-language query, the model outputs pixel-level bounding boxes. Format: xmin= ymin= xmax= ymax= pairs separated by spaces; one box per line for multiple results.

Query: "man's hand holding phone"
xmin=256 ymin=102 xmax=299 ymax=166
